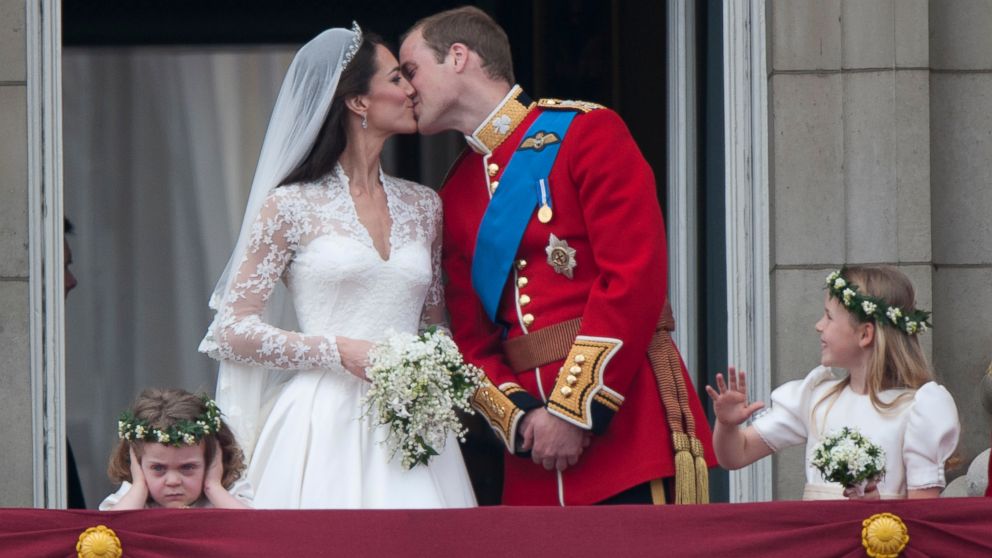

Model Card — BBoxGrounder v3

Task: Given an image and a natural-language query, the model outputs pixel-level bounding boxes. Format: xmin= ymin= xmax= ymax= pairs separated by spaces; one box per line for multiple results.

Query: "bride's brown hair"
xmin=279 ymin=32 xmax=385 ymax=186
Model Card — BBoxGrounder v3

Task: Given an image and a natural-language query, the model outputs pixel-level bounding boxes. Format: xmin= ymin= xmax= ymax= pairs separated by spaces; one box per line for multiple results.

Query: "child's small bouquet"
xmin=362 ymin=327 xmax=484 ymax=469
xmin=811 ymin=426 xmax=886 ymax=495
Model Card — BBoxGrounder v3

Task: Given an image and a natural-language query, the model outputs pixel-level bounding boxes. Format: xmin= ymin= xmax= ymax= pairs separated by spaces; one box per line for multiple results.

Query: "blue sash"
xmin=471 ymin=110 xmax=578 ymax=322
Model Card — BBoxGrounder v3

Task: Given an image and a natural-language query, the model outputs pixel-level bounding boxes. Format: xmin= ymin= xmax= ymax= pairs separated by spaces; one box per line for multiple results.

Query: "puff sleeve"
xmin=752 ymin=366 xmax=836 ymax=452
xmin=903 ymin=382 xmax=960 ymax=490
xmin=98 ymin=482 xmax=132 ymax=511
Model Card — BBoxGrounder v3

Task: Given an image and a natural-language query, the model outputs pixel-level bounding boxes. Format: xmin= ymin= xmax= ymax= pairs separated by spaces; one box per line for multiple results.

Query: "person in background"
xmin=64 ymin=217 xmax=85 ymax=509
xmin=708 ymin=266 xmax=959 ymax=500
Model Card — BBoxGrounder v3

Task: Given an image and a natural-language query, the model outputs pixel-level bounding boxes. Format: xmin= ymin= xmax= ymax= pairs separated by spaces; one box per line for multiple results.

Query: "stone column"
xmin=930 ymin=1 xmax=992 ymax=465
xmin=767 ymin=0 xmax=932 ymax=499
xmin=0 ymin=0 xmax=34 ymax=507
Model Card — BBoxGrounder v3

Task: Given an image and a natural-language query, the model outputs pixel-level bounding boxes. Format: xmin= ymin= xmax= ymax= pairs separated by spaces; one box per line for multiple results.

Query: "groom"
xmin=401 ymin=7 xmax=716 ymax=505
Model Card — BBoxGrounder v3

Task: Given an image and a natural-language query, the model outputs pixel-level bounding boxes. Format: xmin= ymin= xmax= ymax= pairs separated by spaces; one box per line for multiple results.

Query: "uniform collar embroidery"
xmin=465 ymin=85 xmax=535 ymax=155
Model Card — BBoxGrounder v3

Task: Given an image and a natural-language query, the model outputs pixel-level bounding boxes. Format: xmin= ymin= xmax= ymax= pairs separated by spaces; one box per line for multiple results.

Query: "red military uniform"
xmin=441 ymin=86 xmax=716 ymax=505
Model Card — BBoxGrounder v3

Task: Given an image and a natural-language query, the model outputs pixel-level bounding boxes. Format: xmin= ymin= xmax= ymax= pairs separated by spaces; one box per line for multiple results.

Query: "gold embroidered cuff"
xmin=471 ymin=381 xmax=539 ymax=452
xmin=546 ymin=336 xmax=624 ymax=430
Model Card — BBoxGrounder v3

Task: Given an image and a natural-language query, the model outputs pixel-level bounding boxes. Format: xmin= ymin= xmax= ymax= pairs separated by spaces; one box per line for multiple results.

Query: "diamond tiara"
xmin=342 ymin=21 xmax=363 ymax=69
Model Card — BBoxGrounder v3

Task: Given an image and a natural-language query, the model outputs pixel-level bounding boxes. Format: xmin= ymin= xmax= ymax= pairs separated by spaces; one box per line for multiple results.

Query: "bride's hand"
xmin=337 ymin=337 xmax=374 ymax=380
xmin=705 ymin=366 xmax=765 ymax=427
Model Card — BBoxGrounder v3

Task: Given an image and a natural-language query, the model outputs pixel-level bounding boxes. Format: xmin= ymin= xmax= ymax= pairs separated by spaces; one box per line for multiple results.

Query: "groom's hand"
xmin=523 ymin=408 xmax=590 ymax=472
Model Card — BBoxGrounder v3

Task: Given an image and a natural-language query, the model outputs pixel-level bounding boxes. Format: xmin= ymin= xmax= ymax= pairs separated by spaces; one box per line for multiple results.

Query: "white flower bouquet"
xmin=811 ymin=426 xmax=886 ymax=494
xmin=362 ymin=327 xmax=484 ymax=469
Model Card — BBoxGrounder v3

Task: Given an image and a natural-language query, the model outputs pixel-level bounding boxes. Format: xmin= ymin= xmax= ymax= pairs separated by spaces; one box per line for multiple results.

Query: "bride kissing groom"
xmin=201 ymin=5 xmax=713 ymax=510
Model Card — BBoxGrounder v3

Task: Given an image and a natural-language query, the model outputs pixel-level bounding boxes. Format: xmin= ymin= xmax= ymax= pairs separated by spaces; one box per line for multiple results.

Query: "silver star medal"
xmin=545 ymin=233 xmax=577 ymax=279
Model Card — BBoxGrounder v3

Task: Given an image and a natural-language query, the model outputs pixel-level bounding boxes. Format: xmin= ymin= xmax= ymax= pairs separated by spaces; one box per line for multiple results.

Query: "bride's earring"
xmin=361 ymin=113 xmax=368 ymax=129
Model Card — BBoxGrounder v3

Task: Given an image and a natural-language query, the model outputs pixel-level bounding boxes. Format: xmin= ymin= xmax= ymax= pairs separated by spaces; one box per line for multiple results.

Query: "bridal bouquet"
xmin=362 ymin=327 xmax=484 ymax=470
xmin=811 ymin=426 xmax=886 ymax=493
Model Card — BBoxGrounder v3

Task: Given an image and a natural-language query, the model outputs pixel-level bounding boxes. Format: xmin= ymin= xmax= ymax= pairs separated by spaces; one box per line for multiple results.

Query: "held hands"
xmin=705 ymin=367 xmax=766 ymax=427
xmin=519 ymin=408 xmax=592 ymax=472
xmin=338 ymin=337 xmax=374 ymax=381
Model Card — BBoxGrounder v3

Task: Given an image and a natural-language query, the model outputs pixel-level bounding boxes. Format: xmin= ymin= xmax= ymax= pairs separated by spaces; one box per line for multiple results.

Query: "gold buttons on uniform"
xmin=516 ymin=259 xmax=527 ymax=270
xmin=519 ymin=294 xmax=531 ymax=306
xmin=565 ymin=375 xmax=578 ymax=386
xmin=517 ymin=277 xmax=529 ymax=288
xmin=560 ymin=386 xmax=573 ymax=397
xmin=569 ymin=365 xmax=581 ymax=374
xmin=489 ymin=180 xmax=499 ymax=193
xmin=522 ymin=313 xmax=534 ymax=327
xmin=574 ymin=354 xmax=586 ymax=364
xmin=488 ymin=163 xmax=500 ymax=176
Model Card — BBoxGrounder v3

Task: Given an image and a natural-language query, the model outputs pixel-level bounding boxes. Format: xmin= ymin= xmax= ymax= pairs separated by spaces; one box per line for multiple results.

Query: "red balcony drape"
xmin=2 ymin=497 xmax=991 ymax=558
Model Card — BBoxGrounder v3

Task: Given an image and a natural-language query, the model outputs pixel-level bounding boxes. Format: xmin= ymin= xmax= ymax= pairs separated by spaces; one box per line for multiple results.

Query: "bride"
xmin=199 ymin=24 xmax=476 ymax=508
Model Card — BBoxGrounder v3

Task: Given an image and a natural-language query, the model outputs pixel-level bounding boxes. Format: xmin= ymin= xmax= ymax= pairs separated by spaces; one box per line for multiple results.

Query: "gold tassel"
xmin=673 ymin=432 xmax=697 ymax=504
xmin=691 ymin=436 xmax=709 ymax=504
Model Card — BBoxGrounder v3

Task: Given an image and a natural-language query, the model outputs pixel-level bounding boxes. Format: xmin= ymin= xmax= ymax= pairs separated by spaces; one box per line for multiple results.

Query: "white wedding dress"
xmin=200 ymin=165 xmax=477 ymax=509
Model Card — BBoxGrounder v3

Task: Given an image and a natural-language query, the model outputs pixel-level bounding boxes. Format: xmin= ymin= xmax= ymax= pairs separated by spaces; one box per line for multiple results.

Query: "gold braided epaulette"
xmin=537 ymin=98 xmax=605 ymax=113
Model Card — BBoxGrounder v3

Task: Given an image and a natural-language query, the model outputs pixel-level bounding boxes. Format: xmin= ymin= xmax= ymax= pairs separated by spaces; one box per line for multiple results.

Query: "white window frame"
xmin=668 ymin=0 xmax=772 ymax=503
xmin=666 ymin=0 xmax=698 ymax=376
xmin=723 ymin=0 xmax=772 ymax=503
xmin=27 ymin=0 xmax=65 ymax=508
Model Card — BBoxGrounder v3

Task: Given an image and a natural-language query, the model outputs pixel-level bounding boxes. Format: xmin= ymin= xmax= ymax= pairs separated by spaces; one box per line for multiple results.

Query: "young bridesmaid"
xmin=707 ymin=266 xmax=959 ymax=499
xmin=101 ymin=388 xmax=252 ymax=509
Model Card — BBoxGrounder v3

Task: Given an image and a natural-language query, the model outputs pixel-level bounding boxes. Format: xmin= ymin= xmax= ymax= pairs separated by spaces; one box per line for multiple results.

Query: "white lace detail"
xmin=200 ymin=165 xmax=445 ymax=369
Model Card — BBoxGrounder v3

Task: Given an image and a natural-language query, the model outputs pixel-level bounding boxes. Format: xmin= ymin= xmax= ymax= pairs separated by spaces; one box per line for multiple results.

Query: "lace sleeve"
xmin=201 ymin=190 xmax=340 ymax=369
xmin=419 ymin=191 xmax=448 ymax=332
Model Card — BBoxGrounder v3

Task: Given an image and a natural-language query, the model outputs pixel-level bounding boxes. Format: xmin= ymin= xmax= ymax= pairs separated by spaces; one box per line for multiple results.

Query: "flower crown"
xmin=825 ymin=269 xmax=931 ymax=335
xmin=117 ymin=396 xmax=223 ymax=447
xmin=342 ymin=21 xmax=363 ymax=70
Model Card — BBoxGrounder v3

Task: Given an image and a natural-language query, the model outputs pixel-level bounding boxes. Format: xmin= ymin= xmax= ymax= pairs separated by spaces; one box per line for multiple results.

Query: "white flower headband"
xmin=825 ymin=268 xmax=931 ymax=335
xmin=117 ymin=396 xmax=223 ymax=447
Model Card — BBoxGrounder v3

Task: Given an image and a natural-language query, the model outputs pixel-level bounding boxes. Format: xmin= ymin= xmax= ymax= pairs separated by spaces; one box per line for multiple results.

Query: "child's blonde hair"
xmin=107 ymin=388 xmax=246 ymax=488
xmin=814 ymin=266 xmax=933 ymax=423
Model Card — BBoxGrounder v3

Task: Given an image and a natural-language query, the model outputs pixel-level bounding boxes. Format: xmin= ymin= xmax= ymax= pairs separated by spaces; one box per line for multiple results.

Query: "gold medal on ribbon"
xmin=538 ymin=204 xmax=553 ymax=223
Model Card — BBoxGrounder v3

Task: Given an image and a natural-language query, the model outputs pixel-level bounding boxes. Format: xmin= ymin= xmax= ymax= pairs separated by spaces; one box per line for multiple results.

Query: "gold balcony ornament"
xmin=76 ymin=525 xmax=122 ymax=558
xmin=861 ymin=512 xmax=909 ymax=558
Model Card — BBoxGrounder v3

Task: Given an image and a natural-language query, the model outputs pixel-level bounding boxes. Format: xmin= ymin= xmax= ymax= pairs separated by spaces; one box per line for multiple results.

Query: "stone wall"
xmin=767 ymin=0 xmax=988 ymax=499
xmin=929 ymin=0 xmax=992 ymax=477
xmin=0 ymin=0 xmax=34 ymax=507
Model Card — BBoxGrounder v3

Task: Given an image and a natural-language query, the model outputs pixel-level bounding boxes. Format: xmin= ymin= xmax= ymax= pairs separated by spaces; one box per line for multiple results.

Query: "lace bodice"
xmin=200 ymin=165 xmax=444 ymax=370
